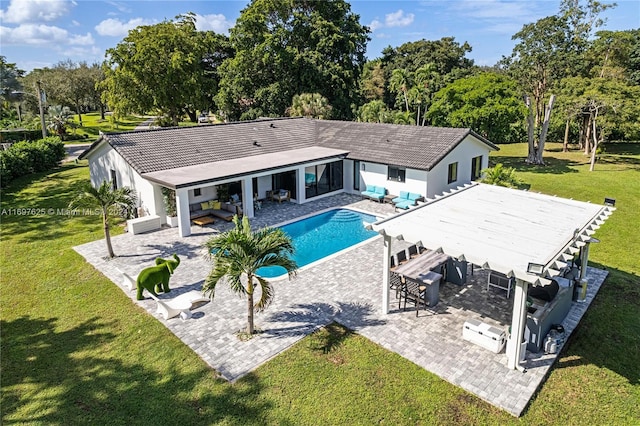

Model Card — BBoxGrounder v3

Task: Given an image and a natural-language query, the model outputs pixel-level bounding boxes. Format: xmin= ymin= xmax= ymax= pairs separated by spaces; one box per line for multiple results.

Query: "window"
xmin=388 ymin=166 xmax=406 ymax=183
xmin=471 ymin=155 xmax=483 ymax=181
xmin=304 ymin=161 xmax=343 ymax=199
xmin=110 ymin=169 xmax=117 ymax=190
xmin=447 ymin=162 xmax=458 ymax=184
xmin=194 ymin=188 xmax=201 ymax=197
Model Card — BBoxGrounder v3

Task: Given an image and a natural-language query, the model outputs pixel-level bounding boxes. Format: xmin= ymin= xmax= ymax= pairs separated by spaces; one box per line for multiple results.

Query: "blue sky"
xmin=1 ymin=0 xmax=638 ymax=72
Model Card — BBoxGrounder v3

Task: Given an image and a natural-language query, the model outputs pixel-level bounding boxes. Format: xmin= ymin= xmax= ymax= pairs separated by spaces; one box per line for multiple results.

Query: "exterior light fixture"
xmin=527 ymin=262 xmax=545 ymax=276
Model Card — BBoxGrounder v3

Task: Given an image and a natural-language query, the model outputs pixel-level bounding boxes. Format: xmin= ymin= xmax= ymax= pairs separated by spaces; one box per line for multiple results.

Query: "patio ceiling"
xmin=371 ymin=182 xmax=614 ymax=285
xmin=142 ymin=146 xmax=349 ymax=189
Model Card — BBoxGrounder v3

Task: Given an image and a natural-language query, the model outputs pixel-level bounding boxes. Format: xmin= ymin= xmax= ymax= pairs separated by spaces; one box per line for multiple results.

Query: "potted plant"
xmin=216 ymin=184 xmax=230 ymax=203
xmin=162 ymin=187 xmax=178 ymax=227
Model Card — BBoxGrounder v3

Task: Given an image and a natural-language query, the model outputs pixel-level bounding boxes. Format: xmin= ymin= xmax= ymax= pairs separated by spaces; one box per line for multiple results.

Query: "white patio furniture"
xmin=149 ymin=290 xmax=210 ymax=320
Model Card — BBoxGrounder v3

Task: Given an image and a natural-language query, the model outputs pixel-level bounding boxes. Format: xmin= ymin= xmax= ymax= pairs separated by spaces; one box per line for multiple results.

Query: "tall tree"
xmin=216 ymin=0 xmax=369 ymax=120
xmin=427 ymin=72 xmax=527 ymax=143
xmin=0 ymin=56 xmax=25 ymax=120
xmin=100 ymin=14 xmax=230 ymax=125
xmin=380 ymin=37 xmax=474 ymax=109
xmin=502 ymin=15 xmax=569 ymax=164
xmin=68 ymin=181 xmax=136 ymax=259
xmin=359 ymin=59 xmax=385 ymax=101
xmin=203 ymin=216 xmax=297 ymax=335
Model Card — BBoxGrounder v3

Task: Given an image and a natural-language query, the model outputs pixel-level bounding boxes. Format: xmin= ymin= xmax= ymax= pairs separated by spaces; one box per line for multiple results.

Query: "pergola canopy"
xmin=371 ymin=183 xmax=614 ymax=285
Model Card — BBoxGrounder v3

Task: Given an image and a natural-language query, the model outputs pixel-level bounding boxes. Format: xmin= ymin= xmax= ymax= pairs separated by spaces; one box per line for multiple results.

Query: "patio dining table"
xmin=393 ymin=250 xmax=450 ymax=307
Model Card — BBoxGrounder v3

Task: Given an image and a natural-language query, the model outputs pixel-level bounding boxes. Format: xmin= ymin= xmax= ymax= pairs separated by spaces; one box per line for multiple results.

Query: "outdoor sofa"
xmin=361 ymin=185 xmax=387 ymax=202
xmin=189 ymin=200 xmax=242 ymax=222
xmin=392 ymin=191 xmax=424 ymax=209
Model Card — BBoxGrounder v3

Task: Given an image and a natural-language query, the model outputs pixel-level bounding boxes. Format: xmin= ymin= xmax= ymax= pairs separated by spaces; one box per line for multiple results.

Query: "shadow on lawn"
xmin=0 ymin=164 xmax=109 ymax=243
xmin=554 ymin=264 xmax=640 ymax=385
xmin=490 ymin=156 xmax=584 ymax=175
xmin=0 ymin=315 xmax=271 ymax=424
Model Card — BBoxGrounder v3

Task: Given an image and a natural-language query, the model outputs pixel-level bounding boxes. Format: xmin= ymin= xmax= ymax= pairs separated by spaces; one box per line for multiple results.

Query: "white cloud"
xmin=94 ymin=17 xmax=154 ymax=37
xmin=0 ymin=0 xmax=71 ymax=24
xmin=369 ymin=9 xmax=415 ymax=32
xmin=1 ymin=23 xmax=96 ymax=53
xmin=105 ymin=1 xmax=132 ymax=14
xmin=385 ymin=10 xmax=415 ymax=28
xmin=194 ymin=13 xmax=233 ymax=33
xmin=71 ymin=19 xmax=80 ymax=27
xmin=1 ymin=23 xmax=69 ymax=45
xmin=69 ymin=32 xmax=94 ymax=45
xmin=369 ymin=19 xmax=383 ymax=32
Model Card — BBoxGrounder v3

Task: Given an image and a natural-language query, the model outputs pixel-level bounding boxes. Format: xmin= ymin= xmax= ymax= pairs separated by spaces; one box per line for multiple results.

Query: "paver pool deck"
xmin=74 ymin=193 xmax=608 ymax=417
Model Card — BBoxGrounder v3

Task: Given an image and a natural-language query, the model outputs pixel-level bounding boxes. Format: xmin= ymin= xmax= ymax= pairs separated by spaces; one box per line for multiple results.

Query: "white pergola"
xmin=370 ymin=182 xmax=614 ymax=370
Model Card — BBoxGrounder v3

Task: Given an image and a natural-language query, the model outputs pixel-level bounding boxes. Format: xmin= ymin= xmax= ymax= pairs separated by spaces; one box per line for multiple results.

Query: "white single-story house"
xmin=80 ymin=117 xmax=498 ymax=237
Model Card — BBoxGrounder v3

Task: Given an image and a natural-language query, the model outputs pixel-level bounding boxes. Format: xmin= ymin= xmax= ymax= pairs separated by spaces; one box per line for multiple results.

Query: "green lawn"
xmin=68 ymin=112 xmax=148 ymax=140
xmin=1 ymin=143 xmax=638 ymax=424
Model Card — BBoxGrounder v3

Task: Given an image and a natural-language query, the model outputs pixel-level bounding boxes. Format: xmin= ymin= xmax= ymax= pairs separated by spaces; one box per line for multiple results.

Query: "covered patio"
xmin=372 ymin=182 xmax=614 ymax=370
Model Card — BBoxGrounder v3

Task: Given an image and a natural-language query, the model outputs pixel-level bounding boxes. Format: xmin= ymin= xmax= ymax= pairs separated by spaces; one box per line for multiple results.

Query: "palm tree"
xmin=47 ymin=105 xmax=73 ymax=139
xmin=289 ymin=93 xmax=333 ymax=119
xmin=69 ymin=180 xmax=136 ymax=258
xmin=389 ymin=68 xmax=411 ymax=112
xmin=203 ymin=216 xmax=297 ymax=335
xmin=480 ymin=163 xmax=523 ymax=188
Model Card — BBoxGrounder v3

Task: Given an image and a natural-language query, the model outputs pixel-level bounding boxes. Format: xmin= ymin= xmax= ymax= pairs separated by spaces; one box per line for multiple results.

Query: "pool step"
xmin=330 ymin=210 xmax=364 ymax=223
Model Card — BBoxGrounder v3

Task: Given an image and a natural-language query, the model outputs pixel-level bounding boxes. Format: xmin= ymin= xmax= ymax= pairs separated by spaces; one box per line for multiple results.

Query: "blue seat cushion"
xmin=408 ymin=192 xmax=422 ymax=201
xmin=395 ymin=200 xmax=412 ymax=209
xmin=374 ymin=186 xmax=386 ymax=195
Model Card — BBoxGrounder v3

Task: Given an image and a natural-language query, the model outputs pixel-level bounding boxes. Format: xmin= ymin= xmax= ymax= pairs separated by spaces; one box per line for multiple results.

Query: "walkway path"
xmin=73 ymin=194 xmax=608 ymax=416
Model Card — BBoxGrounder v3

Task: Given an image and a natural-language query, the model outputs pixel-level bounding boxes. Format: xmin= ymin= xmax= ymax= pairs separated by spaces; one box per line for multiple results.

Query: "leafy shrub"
xmin=0 ymin=137 xmax=66 ymax=187
xmin=479 ymin=163 xmax=524 ymax=188
xmin=0 ymin=129 xmax=43 ymax=143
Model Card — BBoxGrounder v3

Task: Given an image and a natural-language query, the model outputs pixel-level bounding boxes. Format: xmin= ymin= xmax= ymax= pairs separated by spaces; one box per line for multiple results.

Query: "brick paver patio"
xmin=74 ymin=193 xmax=608 ymax=416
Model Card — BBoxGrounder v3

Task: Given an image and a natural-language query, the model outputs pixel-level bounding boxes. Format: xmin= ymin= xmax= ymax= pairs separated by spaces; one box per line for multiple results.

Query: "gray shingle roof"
xmin=81 ymin=117 xmax=497 ymax=174
xmin=315 ymin=120 xmax=496 ymax=170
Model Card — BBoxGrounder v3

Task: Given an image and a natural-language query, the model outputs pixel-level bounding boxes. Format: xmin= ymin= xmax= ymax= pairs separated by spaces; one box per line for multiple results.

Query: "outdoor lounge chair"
xmin=393 ymin=191 xmax=424 ymax=210
xmin=116 ymin=268 xmax=137 ymax=291
xmin=272 ymin=189 xmax=291 ymax=203
xmin=149 ymin=290 xmax=210 ymax=320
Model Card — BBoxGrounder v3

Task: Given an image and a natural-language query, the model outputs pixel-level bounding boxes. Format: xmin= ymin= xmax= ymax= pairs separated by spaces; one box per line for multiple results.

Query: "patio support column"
xmin=507 ymin=278 xmax=529 ymax=370
xmin=579 ymin=242 xmax=591 ymax=280
xmin=176 ymin=188 xmax=191 ymax=237
xmin=241 ymin=176 xmax=254 ymax=219
xmin=381 ymin=234 xmax=392 ymax=314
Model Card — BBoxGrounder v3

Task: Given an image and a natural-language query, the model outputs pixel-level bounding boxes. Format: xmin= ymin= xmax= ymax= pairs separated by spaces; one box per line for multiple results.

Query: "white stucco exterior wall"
xmin=86 ymin=141 xmax=162 ymax=218
xmin=426 ymin=135 xmax=491 ymax=198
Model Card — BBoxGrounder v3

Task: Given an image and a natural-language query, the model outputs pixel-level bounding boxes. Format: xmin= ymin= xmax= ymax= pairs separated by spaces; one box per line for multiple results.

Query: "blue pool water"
xmin=257 ymin=209 xmax=379 ymax=278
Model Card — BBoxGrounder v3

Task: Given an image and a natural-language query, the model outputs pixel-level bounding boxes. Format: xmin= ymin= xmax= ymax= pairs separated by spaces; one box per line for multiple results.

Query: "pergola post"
xmin=176 ymin=188 xmax=191 ymax=237
xmin=241 ymin=176 xmax=254 ymax=219
xmin=381 ymin=234 xmax=392 ymax=314
xmin=507 ymin=278 xmax=529 ymax=370
xmin=579 ymin=242 xmax=591 ymax=280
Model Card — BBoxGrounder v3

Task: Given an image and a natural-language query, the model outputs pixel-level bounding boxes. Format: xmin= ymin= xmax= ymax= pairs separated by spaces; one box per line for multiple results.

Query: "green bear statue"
xmin=136 ymin=254 xmax=181 ymax=300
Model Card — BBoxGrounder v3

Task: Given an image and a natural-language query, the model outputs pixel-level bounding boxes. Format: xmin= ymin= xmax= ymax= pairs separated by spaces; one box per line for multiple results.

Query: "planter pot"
xmin=166 ymin=216 xmax=179 ymax=228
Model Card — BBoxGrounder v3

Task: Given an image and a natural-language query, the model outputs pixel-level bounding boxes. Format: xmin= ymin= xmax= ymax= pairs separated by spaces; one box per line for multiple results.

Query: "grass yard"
xmin=68 ymin=112 xmax=147 ymax=139
xmin=1 ymin=143 xmax=638 ymax=425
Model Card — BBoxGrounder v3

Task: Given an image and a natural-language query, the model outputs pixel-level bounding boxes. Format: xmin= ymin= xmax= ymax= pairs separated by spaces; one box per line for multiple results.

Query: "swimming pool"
xmin=257 ymin=208 xmax=379 ymax=278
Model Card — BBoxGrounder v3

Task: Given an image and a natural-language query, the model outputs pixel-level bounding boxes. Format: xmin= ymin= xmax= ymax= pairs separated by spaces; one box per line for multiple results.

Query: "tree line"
xmin=1 ymin=0 xmax=639 ymax=164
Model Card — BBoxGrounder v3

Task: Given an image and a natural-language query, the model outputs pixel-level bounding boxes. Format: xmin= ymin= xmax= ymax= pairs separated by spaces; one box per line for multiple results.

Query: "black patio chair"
xmin=396 ymin=249 xmax=408 ymax=265
xmin=401 ymin=277 xmax=428 ymax=316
